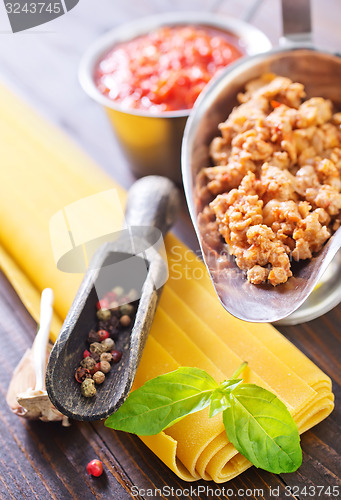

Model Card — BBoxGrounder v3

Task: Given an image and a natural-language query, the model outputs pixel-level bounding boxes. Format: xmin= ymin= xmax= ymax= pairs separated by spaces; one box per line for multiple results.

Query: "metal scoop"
xmin=46 ymin=176 xmax=180 ymax=421
xmin=182 ymin=5 xmax=341 ymax=323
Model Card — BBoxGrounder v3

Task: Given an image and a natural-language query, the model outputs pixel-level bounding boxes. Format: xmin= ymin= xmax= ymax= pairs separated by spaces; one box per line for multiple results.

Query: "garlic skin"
xmin=6 ymin=348 xmax=36 ymax=417
xmin=6 ymin=345 xmax=69 ymax=426
xmin=17 ymin=393 xmax=69 ymax=425
xmin=6 ymin=289 xmax=69 ymax=426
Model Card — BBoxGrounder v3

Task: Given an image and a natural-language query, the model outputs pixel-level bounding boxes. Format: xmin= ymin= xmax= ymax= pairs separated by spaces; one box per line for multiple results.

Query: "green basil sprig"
xmin=105 ymin=362 xmax=302 ymax=474
xmin=105 ymin=367 xmax=218 ymax=435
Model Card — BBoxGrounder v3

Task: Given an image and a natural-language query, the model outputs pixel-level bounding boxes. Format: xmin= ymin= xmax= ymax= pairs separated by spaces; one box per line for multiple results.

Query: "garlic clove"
xmin=17 ymin=393 xmax=70 ymax=426
xmin=6 ymin=345 xmax=69 ymax=425
xmin=6 ymin=288 xmax=69 ymax=426
xmin=6 ymin=348 xmax=37 ymax=416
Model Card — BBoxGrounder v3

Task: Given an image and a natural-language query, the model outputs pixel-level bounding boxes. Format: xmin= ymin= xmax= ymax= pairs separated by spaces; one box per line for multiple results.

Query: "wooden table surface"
xmin=0 ymin=1 xmax=340 ymax=499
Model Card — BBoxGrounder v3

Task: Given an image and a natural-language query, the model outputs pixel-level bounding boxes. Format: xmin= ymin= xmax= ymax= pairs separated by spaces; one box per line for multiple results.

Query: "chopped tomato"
xmin=271 ymin=100 xmax=282 ymax=108
xmin=95 ymin=25 xmax=244 ymax=112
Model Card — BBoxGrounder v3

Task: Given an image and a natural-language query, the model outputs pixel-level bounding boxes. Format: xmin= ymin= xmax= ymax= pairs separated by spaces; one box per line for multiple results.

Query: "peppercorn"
xmin=86 ymin=459 xmax=103 ymax=477
xmin=110 ymin=315 xmax=119 ymax=327
xmin=111 ymin=350 xmax=122 ymax=363
xmin=118 ymin=296 xmax=131 ymax=306
xmin=101 ymin=338 xmax=115 ymax=352
xmin=108 ymin=326 xmax=119 ymax=340
xmin=106 ymin=291 xmax=117 ymax=303
xmin=91 ymin=362 xmax=101 ymax=375
xmin=96 ymin=298 xmax=109 ymax=310
xmin=120 ymin=303 xmax=134 ymax=316
xmin=109 ymin=300 xmax=120 ymax=312
xmin=128 ymin=289 xmax=138 ymax=301
xmin=120 ymin=315 xmax=131 ymax=327
xmin=81 ymin=378 xmax=96 ymax=397
xmin=96 ymin=309 xmax=111 ymax=321
xmin=75 ymin=367 xmax=91 ymax=383
xmin=105 ymin=324 xmax=114 ymax=335
xmin=112 ymin=286 xmax=124 ymax=297
xmin=97 ymin=329 xmax=109 ymax=341
xmin=98 ymin=320 xmax=110 ymax=331
xmin=90 ymin=342 xmax=106 ymax=356
xmin=100 ymin=352 xmax=113 ymax=363
xmin=93 ymin=371 xmax=106 ymax=385
xmin=80 ymin=357 xmax=96 ymax=371
xmin=88 ymin=329 xmax=100 ymax=344
xmin=100 ymin=360 xmax=111 ymax=374
xmin=90 ymin=351 xmax=100 ymax=363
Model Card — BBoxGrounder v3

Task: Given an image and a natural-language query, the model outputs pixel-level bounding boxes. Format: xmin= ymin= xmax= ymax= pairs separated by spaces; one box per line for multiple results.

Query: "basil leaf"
xmin=220 ymin=379 xmax=244 ymax=392
xmin=209 ymin=389 xmax=230 ymax=418
xmin=209 ymin=380 xmax=243 ymax=418
xmin=105 ymin=367 xmax=218 ymax=436
xmin=223 ymin=384 xmax=302 ymax=474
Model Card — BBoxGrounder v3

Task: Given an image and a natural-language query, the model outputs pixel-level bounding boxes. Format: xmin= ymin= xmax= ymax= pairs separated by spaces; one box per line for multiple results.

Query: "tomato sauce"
xmin=95 ymin=25 xmax=244 ymax=112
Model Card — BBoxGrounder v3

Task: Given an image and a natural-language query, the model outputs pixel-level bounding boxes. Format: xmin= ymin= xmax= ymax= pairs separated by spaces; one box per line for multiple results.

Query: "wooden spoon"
xmin=46 ymin=176 xmax=180 ymax=421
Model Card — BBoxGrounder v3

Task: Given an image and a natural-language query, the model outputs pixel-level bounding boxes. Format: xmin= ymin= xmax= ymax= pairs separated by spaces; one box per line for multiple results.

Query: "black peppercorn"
xmin=98 ymin=320 xmax=110 ymax=330
xmin=110 ymin=315 xmax=119 ymax=328
xmin=110 ymin=306 xmax=121 ymax=318
xmin=109 ymin=326 xmax=119 ymax=340
xmin=90 ymin=351 xmax=100 ymax=363
xmin=88 ymin=329 xmax=100 ymax=343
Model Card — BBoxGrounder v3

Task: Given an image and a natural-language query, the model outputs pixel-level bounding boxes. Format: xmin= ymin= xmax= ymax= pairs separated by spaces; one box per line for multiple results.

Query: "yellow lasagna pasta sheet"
xmin=0 ymin=83 xmax=334 ymax=482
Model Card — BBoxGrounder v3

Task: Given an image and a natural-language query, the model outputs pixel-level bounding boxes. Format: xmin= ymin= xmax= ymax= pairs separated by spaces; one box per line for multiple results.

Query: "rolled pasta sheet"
xmin=135 ymin=316 xmax=334 ymax=482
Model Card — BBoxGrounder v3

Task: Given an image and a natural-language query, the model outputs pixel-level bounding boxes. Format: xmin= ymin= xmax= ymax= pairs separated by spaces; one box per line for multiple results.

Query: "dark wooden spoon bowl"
xmin=46 ymin=176 xmax=180 ymax=421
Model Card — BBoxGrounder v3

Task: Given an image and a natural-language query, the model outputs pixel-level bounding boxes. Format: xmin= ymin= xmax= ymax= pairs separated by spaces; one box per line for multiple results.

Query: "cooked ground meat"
xmin=199 ymin=74 xmax=341 ymax=286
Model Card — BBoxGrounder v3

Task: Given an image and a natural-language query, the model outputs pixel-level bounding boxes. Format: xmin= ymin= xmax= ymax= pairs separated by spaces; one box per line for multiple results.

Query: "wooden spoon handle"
xmin=124 ymin=176 xmax=181 ymax=237
xmin=33 ymin=288 xmax=54 ymax=392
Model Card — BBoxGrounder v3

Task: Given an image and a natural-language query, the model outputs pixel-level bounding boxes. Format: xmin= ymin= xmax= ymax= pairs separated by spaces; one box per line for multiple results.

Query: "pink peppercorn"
xmin=96 ymin=298 xmax=110 ymax=310
xmin=90 ymin=362 xmax=101 ymax=375
xmin=97 ymin=329 xmax=109 ymax=341
xmin=119 ymin=295 xmax=130 ymax=305
xmin=105 ymin=291 xmax=117 ymax=303
xmin=86 ymin=459 xmax=103 ymax=477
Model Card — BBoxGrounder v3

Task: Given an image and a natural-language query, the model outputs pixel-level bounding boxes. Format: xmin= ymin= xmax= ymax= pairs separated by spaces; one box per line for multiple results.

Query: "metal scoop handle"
xmin=124 ymin=175 xmax=181 ymax=237
xmin=281 ymin=0 xmax=312 ymax=45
